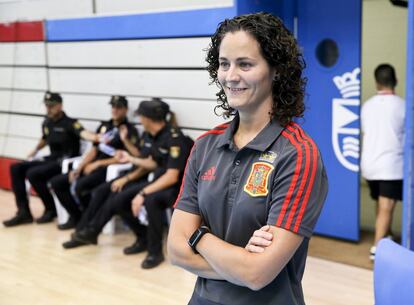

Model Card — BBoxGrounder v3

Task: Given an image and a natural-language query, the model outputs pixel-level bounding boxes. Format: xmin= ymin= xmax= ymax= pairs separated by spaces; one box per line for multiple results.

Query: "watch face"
xmin=189 ymin=227 xmax=210 ymax=254
xmin=189 ymin=230 xmax=202 ymax=246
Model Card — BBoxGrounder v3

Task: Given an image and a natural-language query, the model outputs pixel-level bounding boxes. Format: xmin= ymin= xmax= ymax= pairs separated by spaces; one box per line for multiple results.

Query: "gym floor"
xmin=0 ymin=190 xmax=373 ymax=305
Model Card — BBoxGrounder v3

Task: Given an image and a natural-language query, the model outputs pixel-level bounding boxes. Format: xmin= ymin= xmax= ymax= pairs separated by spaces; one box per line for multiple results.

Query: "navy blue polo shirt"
xmin=175 ymin=115 xmax=328 ymax=305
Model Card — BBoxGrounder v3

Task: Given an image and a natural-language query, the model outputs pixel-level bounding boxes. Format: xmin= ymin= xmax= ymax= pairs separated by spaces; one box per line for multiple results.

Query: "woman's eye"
xmin=219 ymin=62 xmax=229 ymax=68
xmin=240 ymin=62 xmax=252 ymax=68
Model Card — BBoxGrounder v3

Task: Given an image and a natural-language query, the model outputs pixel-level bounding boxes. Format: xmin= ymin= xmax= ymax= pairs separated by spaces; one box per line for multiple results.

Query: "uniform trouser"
xmin=50 ymin=167 xmax=107 ymax=221
xmin=74 ymin=167 xmax=107 ymax=207
xmin=76 ymin=178 xmax=148 ymax=234
xmin=89 ymin=182 xmax=178 ymax=255
xmin=10 ymin=160 xmax=61 ymax=214
xmin=140 ymin=187 xmax=178 ymax=255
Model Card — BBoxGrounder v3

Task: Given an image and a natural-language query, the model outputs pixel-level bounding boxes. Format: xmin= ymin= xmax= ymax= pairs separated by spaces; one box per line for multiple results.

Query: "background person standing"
xmin=361 ymin=63 xmax=406 ymax=260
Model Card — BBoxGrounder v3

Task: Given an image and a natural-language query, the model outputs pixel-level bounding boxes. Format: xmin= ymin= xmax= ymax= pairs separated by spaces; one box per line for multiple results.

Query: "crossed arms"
xmin=167 ymin=209 xmax=303 ymax=291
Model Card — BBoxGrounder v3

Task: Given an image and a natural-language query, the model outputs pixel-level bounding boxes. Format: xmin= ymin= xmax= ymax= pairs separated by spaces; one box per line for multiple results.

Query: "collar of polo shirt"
xmin=216 ymin=114 xmax=285 ymax=152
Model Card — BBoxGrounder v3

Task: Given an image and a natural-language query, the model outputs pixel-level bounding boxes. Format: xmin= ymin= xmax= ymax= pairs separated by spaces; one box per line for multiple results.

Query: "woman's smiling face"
xmin=217 ymin=30 xmax=275 ymax=115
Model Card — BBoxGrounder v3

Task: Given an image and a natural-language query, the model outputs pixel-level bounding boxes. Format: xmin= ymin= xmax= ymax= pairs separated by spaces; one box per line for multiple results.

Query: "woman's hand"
xmin=245 ymin=225 xmax=274 ymax=253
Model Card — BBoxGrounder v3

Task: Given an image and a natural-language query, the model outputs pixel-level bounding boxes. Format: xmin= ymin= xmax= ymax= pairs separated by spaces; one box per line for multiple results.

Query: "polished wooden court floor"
xmin=0 ymin=189 xmax=373 ymax=305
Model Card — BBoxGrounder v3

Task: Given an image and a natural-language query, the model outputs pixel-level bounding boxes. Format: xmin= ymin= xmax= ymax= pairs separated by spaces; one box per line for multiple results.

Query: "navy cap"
xmin=109 ymin=95 xmax=128 ymax=108
xmin=135 ymin=98 xmax=170 ymax=121
xmin=44 ymin=91 xmax=62 ymax=105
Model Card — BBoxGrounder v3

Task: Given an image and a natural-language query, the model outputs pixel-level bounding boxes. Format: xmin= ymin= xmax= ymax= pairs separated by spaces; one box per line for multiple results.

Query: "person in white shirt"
xmin=361 ymin=63 xmax=405 ymax=260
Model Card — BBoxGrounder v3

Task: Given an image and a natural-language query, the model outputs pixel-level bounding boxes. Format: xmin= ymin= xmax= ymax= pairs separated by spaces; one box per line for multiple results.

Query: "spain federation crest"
xmin=244 ymin=162 xmax=274 ymax=197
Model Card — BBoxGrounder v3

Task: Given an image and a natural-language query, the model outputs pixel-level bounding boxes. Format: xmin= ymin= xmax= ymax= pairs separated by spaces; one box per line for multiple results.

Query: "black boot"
xmin=3 ymin=211 xmax=33 ymax=227
xmin=62 ymin=238 xmax=89 ymax=249
xmin=36 ymin=210 xmax=57 ymax=224
xmin=141 ymin=253 xmax=164 ymax=269
xmin=73 ymin=227 xmax=98 ymax=245
xmin=57 ymin=217 xmax=78 ymax=230
xmin=123 ymin=239 xmax=147 ymax=255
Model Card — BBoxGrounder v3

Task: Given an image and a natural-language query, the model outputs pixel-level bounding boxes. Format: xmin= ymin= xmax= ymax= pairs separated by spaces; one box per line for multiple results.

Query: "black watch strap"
xmin=188 ymin=226 xmax=210 ymax=254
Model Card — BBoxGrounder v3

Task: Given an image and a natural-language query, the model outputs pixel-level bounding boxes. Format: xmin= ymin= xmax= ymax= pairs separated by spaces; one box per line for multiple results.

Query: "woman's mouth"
xmin=227 ymin=87 xmax=247 ymax=94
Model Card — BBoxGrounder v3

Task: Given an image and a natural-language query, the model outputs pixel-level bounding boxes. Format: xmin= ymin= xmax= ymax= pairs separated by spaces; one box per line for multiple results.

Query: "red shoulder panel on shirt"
xmin=277 ymin=123 xmax=319 ymax=233
xmin=196 ymin=123 xmax=230 ymax=140
xmin=173 ymin=144 xmax=196 ymax=208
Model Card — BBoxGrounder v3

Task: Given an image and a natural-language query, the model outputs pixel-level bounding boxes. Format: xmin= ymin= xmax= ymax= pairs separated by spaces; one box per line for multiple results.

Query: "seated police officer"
xmin=116 ymin=129 xmax=192 ymax=269
xmin=62 ymin=99 xmax=193 ymax=269
xmin=50 ymin=95 xmax=140 ymax=230
xmin=3 ymin=92 xmax=98 ymax=227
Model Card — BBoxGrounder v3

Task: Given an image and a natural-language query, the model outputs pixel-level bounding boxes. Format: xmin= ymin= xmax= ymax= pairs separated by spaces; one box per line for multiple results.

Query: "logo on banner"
xmin=332 ymin=67 xmax=360 ymax=172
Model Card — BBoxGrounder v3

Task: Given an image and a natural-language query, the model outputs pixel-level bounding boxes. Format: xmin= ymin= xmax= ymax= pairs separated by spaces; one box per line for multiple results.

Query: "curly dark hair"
xmin=206 ymin=12 xmax=306 ymax=126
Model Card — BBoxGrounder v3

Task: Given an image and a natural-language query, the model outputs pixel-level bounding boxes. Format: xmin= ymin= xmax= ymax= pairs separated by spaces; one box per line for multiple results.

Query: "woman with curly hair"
xmin=168 ymin=12 xmax=328 ymax=305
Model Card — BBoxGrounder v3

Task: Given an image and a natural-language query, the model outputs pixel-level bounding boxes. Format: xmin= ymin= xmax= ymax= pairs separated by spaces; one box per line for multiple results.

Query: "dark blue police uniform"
xmin=50 ymin=118 xmax=139 ymax=222
xmin=63 ymin=125 xmax=193 ymax=255
xmin=5 ymin=112 xmax=84 ymax=225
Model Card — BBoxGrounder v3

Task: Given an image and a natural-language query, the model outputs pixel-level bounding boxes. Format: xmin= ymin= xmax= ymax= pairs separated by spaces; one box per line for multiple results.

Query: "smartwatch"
xmin=188 ymin=226 xmax=210 ymax=254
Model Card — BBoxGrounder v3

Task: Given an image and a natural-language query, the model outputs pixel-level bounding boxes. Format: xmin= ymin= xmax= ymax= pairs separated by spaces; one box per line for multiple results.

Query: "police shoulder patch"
xmin=73 ymin=121 xmax=82 ymax=129
xmin=244 ymin=162 xmax=274 ymax=197
xmin=170 ymin=146 xmax=181 ymax=158
xmin=44 ymin=127 xmax=49 ymax=135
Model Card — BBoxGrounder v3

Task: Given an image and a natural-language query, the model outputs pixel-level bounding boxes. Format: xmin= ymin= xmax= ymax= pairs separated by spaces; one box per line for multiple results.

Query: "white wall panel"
xmin=0 ymin=43 xmax=15 ymax=65
xmin=0 ymin=135 xmax=5 ymax=156
xmin=128 ymin=97 xmax=225 ymax=129
xmin=63 ymin=94 xmax=114 ymax=121
xmin=15 ymin=42 xmax=46 ymax=66
xmin=6 ymin=114 xmax=43 ymax=138
xmin=3 ymin=136 xmax=48 ymax=159
xmin=96 ymin=0 xmax=233 ymax=15
xmin=49 ymin=69 xmax=216 ymax=100
xmin=13 ymin=67 xmax=47 ymax=90
xmin=10 ymin=91 xmax=45 ymax=115
xmin=0 ymin=113 xmax=9 ymax=134
xmin=0 ymin=68 xmax=47 ymax=90
xmin=0 ymin=0 xmax=93 ymax=23
xmin=167 ymin=99 xmax=225 ymax=129
xmin=0 ymin=67 xmax=13 ymax=88
xmin=62 ymin=93 xmax=224 ymax=130
xmin=78 ymin=120 xmax=101 ymax=133
xmin=0 ymin=2 xmax=19 ymax=23
xmin=0 ymin=43 xmax=45 ymax=66
xmin=47 ymin=38 xmax=209 ymax=68
xmin=0 ymin=90 xmax=12 ymax=111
